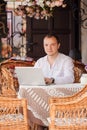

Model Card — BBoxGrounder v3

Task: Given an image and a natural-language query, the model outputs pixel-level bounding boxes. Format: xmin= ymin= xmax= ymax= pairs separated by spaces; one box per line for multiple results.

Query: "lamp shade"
xmin=69 ymin=48 xmax=82 ymax=61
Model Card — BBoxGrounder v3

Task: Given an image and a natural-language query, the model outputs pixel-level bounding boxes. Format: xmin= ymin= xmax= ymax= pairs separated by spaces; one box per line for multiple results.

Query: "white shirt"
xmin=34 ymin=53 xmax=74 ymax=84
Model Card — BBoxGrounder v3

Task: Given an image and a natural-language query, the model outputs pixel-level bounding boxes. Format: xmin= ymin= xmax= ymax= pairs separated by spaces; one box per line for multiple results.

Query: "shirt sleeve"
xmin=54 ymin=58 xmax=75 ymax=84
xmin=34 ymin=60 xmax=40 ymax=68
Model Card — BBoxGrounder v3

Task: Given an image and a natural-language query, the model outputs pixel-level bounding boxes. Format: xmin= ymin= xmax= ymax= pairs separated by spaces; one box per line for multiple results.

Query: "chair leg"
xmin=30 ymin=122 xmax=48 ymax=130
xmin=30 ymin=123 xmax=38 ymax=130
xmin=43 ymin=127 xmax=48 ymax=130
xmin=34 ymin=124 xmax=38 ymax=130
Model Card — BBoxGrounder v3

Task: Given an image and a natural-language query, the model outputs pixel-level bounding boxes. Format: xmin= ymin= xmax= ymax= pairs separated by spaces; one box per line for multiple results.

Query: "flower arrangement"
xmin=5 ymin=0 xmax=66 ymax=20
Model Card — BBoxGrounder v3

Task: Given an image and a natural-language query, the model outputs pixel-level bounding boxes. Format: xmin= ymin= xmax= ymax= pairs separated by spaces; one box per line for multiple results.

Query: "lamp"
xmin=69 ymin=48 xmax=82 ymax=61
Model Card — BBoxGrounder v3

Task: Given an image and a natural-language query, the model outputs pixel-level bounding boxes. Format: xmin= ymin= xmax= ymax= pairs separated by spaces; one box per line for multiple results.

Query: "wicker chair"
xmin=0 ymin=97 xmax=29 ymax=130
xmin=1 ymin=58 xmax=35 ymax=68
xmin=73 ymin=60 xmax=87 ymax=83
xmin=49 ymin=84 xmax=87 ymax=130
xmin=1 ymin=59 xmax=35 ymax=91
xmin=0 ymin=66 xmax=17 ymax=98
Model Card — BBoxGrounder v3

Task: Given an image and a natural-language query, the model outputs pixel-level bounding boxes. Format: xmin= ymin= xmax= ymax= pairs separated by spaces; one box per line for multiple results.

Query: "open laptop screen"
xmin=15 ymin=67 xmax=46 ymax=86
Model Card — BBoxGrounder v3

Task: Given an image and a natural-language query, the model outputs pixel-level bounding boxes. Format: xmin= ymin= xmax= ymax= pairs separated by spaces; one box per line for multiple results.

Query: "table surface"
xmin=18 ymin=83 xmax=85 ymax=126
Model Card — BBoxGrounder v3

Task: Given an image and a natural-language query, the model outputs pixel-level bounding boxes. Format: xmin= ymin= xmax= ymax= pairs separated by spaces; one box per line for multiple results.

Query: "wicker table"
xmin=18 ymin=83 xmax=85 ymax=126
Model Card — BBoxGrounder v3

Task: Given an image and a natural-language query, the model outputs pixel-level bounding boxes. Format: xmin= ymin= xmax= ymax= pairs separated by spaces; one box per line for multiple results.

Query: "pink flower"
xmin=55 ymin=1 xmax=63 ymax=7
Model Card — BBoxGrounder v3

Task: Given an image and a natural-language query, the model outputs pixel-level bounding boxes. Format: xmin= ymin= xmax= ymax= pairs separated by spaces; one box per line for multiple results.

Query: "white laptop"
xmin=15 ymin=67 xmax=46 ymax=86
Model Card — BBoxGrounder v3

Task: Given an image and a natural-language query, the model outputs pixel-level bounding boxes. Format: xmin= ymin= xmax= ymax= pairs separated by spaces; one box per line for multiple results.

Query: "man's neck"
xmin=47 ymin=53 xmax=59 ymax=67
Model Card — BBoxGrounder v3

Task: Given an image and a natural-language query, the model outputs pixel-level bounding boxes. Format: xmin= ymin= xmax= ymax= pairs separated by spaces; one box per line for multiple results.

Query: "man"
xmin=34 ymin=34 xmax=74 ymax=84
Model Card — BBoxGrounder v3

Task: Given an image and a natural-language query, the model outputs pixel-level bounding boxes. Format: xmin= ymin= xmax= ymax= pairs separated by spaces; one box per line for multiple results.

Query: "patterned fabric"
xmin=18 ymin=84 xmax=85 ymax=126
xmin=0 ymin=114 xmax=23 ymax=122
xmin=48 ymin=117 xmax=87 ymax=126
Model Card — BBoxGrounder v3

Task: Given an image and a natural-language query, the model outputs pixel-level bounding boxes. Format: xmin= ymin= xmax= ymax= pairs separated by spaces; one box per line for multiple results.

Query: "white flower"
xmin=36 ymin=0 xmax=44 ymax=7
xmin=27 ymin=2 xmax=34 ymax=6
xmin=22 ymin=1 xmax=27 ymax=6
xmin=46 ymin=1 xmax=51 ymax=6
xmin=25 ymin=0 xmax=30 ymax=2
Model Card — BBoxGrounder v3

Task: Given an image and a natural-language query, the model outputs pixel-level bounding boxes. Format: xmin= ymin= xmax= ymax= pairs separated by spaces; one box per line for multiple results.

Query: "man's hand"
xmin=44 ymin=77 xmax=54 ymax=85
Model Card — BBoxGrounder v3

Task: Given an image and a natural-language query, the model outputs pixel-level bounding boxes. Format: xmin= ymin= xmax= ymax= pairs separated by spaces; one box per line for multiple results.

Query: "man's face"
xmin=43 ymin=36 xmax=60 ymax=56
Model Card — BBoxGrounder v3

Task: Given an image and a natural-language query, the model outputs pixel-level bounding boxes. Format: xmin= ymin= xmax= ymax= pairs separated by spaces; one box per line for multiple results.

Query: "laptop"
xmin=15 ymin=67 xmax=46 ymax=86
